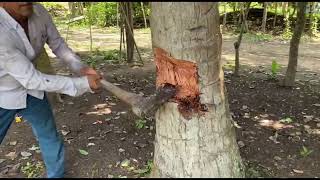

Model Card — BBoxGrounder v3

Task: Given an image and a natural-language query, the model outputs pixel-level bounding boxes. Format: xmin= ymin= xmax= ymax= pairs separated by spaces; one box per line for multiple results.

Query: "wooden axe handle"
xmin=100 ymin=79 xmax=141 ymax=106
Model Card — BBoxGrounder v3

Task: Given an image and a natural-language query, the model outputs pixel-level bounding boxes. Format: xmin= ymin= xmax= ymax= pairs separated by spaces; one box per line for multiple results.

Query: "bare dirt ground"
xmin=1 ymin=27 xmax=320 ymax=178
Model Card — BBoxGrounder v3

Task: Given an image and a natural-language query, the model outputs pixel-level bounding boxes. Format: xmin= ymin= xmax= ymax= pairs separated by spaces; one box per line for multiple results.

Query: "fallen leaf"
xmin=5 ymin=152 xmax=17 ymax=160
xmin=108 ymin=174 xmax=114 ymax=178
xmin=93 ymin=120 xmax=103 ymax=125
xmin=9 ymin=141 xmax=17 ymax=146
xmin=94 ymin=103 xmax=108 ymax=109
xmin=61 ymin=130 xmax=70 ymax=136
xmin=28 ymin=145 xmax=40 ymax=151
xmin=133 ymin=168 xmax=149 ymax=174
xmin=79 ymin=149 xmax=89 ymax=156
xmin=242 ymin=105 xmax=248 ymax=110
xmin=119 ymin=148 xmax=125 ymax=153
xmin=15 ymin=116 xmax=22 ymax=123
xmin=312 ymin=104 xmax=320 ymax=107
xmin=0 ymin=159 xmax=5 ymax=164
xmin=293 ymin=169 xmax=304 ymax=174
xmin=121 ymin=159 xmax=130 ymax=167
xmin=303 ymin=115 xmax=314 ymax=123
xmin=237 ymin=141 xmax=245 ymax=148
xmin=87 ymin=143 xmax=95 ymax=147
xmin=20 ymin=151 xmax=32 ymax=157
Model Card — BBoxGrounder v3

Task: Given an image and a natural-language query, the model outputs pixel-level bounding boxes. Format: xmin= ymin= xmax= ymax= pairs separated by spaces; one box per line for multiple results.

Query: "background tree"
xmin=234 ymin=2 xmax=251 ymax=76
xmin=261 ymin=2 xmax=268 ymax=33
xmin=150 ymin=2 xmax=244 ymax=178
xmin=281 ymin=2 xmax=307 ymax=87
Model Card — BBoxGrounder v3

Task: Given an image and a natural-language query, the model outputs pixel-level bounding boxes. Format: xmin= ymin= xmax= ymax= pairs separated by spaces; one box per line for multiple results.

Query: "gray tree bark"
xmin=262 ymin=2 xmax=268 ymax=33
xmin=273 ymin=2 xmax=278 ymax=28
xmin=150 ymin=2 xmax=244 ymax=178
xmin=281 ymin=2 xmax=307 ymax=87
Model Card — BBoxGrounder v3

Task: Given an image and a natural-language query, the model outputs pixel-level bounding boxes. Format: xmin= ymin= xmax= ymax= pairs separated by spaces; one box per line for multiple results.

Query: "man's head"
xmin=1 ymin=2 xmax=33 ymax=19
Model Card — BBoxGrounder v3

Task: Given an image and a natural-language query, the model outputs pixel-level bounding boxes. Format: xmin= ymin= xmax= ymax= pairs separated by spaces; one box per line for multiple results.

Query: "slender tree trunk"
xmin=150 ymin=2 xmax=244 ymax=178
xmin=141 ymin=2 xmax=148 ymax=28
xmin=116 ymin=3 xmax=119 ymax=27
xmin=281 ymin=2 xmax=307 ymax=87
xmin=122 ymin=2 xmax=134 ymax=63
xmin=234 ymin=2 xmax=251 ymax=76
xmin=262 ymin=2 xmax=268 ymax=33
xmin=290 ymin=2 xmax=296 ymax=18
xmin=284 ymin=2 xmax=290 ymax=34
xmin=273 ymin=2 xmax=278 ymax=28
xmin=282 ymin=2 xmax=286 ymax=16
xmin=308 ymin=2 xmax=316 ymax=36
xmin=223 ymin=3 xmax=227 ymax=33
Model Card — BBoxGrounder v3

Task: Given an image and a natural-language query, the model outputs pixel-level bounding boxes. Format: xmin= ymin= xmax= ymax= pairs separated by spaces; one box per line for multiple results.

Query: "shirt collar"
xmin=0 ymin=7 xmax=19 ymax=30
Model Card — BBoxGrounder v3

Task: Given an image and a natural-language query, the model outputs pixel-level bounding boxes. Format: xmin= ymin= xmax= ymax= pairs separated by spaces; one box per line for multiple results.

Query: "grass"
xmin=243 ymin=32 xmax=274 ymax=42
xmin=21 ymin=161 xmax=44 ymax=178
xmin=135 ymin=118 xmax=147 ymax=129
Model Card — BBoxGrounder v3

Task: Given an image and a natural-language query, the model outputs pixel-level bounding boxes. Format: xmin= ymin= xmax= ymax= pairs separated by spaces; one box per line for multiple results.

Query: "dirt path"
xmin=1 ymin=28 xmax=320 ymax=178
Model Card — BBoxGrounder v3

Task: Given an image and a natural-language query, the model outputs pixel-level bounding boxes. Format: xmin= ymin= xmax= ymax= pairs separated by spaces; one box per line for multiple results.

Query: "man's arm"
xmin=0 ymin=33 xmax=92 ymax=97
xmin=41 ymin=5 xmax=87 ymax=75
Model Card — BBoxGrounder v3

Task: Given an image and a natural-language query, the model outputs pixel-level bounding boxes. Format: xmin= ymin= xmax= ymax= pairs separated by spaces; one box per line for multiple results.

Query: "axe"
xmin=100 ymin=79 xmax=176 ymax=117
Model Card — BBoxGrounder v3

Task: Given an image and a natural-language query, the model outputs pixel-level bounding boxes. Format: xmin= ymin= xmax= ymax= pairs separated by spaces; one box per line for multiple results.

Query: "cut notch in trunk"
xmin=154 ymin=47 xmax=207 ymax=119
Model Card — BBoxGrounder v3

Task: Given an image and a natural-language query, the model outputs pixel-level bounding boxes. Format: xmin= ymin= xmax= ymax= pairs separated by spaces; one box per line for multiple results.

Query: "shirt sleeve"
xmin=0 ymin=33 xmax=92 ymax=97
xmin=42 ymin=5 xmax=88 ymax=75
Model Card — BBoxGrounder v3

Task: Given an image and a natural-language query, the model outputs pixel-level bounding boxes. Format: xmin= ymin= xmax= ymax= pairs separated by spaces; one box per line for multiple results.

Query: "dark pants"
xmin=0 ymin=95 xmax=64 ymax=178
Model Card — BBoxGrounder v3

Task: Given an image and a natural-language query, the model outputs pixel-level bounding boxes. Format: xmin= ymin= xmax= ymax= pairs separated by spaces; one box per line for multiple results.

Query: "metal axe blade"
xmin=100 ymin=79 xmax=176 ymax=117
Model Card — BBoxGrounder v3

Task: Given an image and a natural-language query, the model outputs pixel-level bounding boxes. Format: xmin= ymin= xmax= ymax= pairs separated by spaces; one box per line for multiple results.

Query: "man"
xmin=0 ymin=2 xmax=102 ymax=178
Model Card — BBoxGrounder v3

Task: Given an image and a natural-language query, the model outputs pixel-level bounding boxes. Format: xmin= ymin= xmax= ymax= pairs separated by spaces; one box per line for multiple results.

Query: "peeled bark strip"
xmin=151 ymin=2 xmax=244 ymax=178
xmin=155 ymin=48 xmax=206 ymax=119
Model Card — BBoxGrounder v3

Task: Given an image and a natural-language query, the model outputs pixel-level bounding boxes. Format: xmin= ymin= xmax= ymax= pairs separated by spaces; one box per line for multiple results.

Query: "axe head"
xmin=132 ymin=84 xmax=176 ymax=117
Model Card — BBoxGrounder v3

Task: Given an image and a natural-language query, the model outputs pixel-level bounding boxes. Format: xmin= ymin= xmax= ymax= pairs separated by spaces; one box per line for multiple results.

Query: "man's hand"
xmin=87 ymin=74 xmax=101 ymax=90
xmin=80 ymin=67 xmax=102 ymax=91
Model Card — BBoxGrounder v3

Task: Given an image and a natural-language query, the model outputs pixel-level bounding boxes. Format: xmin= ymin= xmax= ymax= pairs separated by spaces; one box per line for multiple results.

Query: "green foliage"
xmin=83 ymin=49 xmax=126 ymax=68
xmin=311 ymin=16 xmax=319 ymax=36
xmin=244 ymin=32 xmax=273 ymax=43
xmin=41 ymin=2 xmax=67 ymax=17
xmin=270 ymin=59 xmax=281 ymax=79
xmin=279 ymin=117 xmax=293 ymax=124
xmin=85 ymin=2 xmax=118 ymax=27
xmin=244 ymin=161 xmax=272 ymax=178
xmin=133 ymin=160 xmax=153 ymax=177
xmin=79 ymin=149 xmax=89 ymax=156
xmin=135 ymin=119 xmax=147 ymax=129
xmin=21 ymin=161 xmax=44 ymax=178
xmin=282 ymin=27 xmax=293 ymax=40
xmin=300 ymin=146 xmax=313 ymax=157
xmin=133 ymin=2 xmax=151 ymax=25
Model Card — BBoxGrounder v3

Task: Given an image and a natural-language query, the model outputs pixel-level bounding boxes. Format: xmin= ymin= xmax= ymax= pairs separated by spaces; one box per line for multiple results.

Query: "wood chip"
xmin=293 ymin=169 xmax=304 ymax=174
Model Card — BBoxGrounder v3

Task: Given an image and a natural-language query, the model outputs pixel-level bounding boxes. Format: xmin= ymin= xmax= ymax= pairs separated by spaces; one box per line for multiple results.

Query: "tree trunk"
xmin=281 ymin=2 xmax=307 ymax=87
xmin=282 ymin=2 xmax=286 ymax=16
xmin=308 ymin=2 xmax=316 ymax=36
xmin=273 ymin=2 xmax=278 ymax=28
xmin=234 ymin=2 xmax=251 ymax=76
xmin=222 ymin=3 xmax=227 ymax=33
xmin=116 ymin=3 xmax=119 ymax=27
xmin=262 ymin=2 xmax=268 ymax=33
xmin=141 ymin=2 xmax=148 ymax=28
xmin=122 ymin=2 xmax=134 ymax=63
xmin=284 ymin=2 xmax=290 ymax=34
xmin=290 ymin=2 xmax=296 ymax=18
xmin=150 ymin=2 xmax=244 ymax=178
